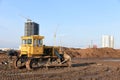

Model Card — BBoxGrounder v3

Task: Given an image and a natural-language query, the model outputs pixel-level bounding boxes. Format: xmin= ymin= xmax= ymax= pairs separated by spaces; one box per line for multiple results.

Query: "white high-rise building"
xmin=102 ymin=35 xmax=114 ymax=48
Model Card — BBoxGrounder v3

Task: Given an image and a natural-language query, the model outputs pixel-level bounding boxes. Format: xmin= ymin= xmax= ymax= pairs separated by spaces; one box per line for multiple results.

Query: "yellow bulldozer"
xmin=8 ymin=20 xmax=71 ymax=70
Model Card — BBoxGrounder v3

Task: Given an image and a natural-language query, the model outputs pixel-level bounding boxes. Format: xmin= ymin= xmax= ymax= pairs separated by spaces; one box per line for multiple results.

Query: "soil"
xmin=63 ymin=47 xmax=120 ymax=58
xmin=0 ymin=48 xmax=120 ymax=80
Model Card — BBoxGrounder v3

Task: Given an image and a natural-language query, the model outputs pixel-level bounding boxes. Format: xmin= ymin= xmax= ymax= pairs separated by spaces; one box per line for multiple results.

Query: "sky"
xmin=0 ymin=0 xmax=120 ymax=48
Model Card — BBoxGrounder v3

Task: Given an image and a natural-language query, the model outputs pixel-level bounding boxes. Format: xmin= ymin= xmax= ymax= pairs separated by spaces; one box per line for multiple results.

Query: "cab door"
xmin=32 ymin=39 xmax=43 ymax=55
xmin=20 ymin=39 xmax=32 ymax=56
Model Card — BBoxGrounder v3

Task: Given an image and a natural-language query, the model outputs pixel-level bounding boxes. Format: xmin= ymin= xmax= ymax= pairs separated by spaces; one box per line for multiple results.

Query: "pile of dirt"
xmin=0 ymin=47 xmax=120 ymax=61
xmin=63 ymin=47 xmax=120 ymax=58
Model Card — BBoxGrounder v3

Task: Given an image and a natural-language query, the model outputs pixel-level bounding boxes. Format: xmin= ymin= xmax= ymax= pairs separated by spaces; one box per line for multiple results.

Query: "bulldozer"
xmin=9 ymin=20 xmax=71 ymax=70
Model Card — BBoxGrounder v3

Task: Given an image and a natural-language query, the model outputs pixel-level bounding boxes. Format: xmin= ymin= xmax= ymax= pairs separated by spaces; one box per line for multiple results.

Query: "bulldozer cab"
xmin=20 ymin=35 xmax=44 ymax=57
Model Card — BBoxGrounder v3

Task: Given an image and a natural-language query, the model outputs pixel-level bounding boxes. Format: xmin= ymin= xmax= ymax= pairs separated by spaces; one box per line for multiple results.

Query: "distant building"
xmin=102 ymin=35 xmax=114 ymax=48
xmin=0 ymin=48 xmax=19 ymax=51
xmin=25 ymin=21 xmax=39 ymax=36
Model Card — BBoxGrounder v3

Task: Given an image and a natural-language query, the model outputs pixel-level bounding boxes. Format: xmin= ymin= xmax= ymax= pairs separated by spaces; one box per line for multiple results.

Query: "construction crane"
xmin=19 ymin=14 xmax=32 ymax=22
xmin=53 ymin=24 xmax=60 ymax=46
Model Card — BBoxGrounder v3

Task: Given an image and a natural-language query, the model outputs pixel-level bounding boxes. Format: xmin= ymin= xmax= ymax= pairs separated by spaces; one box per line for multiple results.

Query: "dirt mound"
xmin=63 ymin=47 xmax=120 ymax=58
xmin=0 ymin=48 xmax=120 ymax=59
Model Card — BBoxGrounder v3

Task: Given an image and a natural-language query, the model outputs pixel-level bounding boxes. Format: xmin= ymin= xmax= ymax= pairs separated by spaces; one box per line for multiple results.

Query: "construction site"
xmin=0 ymin=19 xmax=120 ymax=80
xmin=1 ymin=1 xmax=120 ymax=80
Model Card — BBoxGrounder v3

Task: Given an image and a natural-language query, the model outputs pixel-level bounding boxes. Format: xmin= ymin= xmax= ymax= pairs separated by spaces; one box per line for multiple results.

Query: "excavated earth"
xmin=0 ymin=48 xmax=120 ymax=80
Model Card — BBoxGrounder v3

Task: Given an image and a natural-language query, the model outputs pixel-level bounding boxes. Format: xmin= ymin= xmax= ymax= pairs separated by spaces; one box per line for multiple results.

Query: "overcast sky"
xmin=0 ymin=0 xmax=120 ymax=48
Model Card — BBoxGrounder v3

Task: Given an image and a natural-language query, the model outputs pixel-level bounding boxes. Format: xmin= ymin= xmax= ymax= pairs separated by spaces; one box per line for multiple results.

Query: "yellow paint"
xmin=20 ymin=35 xmax=44 ymax=57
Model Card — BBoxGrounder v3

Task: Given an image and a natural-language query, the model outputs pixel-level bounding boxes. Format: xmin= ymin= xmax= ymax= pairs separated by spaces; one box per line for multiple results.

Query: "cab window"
xmin=27 ymin=39 xmax=32 ymax=44
xmin=22 ymin=39 xmax=27 ymax=44
xmin=22 ymin=39 xmax=32 ymax=44
xmin=38 ymin=39 xmax=43 ymax=46
xmin=34 ymin=39 xmax=43 ymax=46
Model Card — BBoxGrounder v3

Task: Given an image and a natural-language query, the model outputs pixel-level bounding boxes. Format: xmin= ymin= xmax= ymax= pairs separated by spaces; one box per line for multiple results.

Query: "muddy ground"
xmin=0 ymin=57 xmax=120 ymax=80
xmin=0 ymin=48 xmax=120 ymax=80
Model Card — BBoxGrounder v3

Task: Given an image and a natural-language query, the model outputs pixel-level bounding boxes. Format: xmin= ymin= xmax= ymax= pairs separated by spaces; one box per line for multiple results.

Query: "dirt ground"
xmin=0 ymin=48 xmax=120 ymax=80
